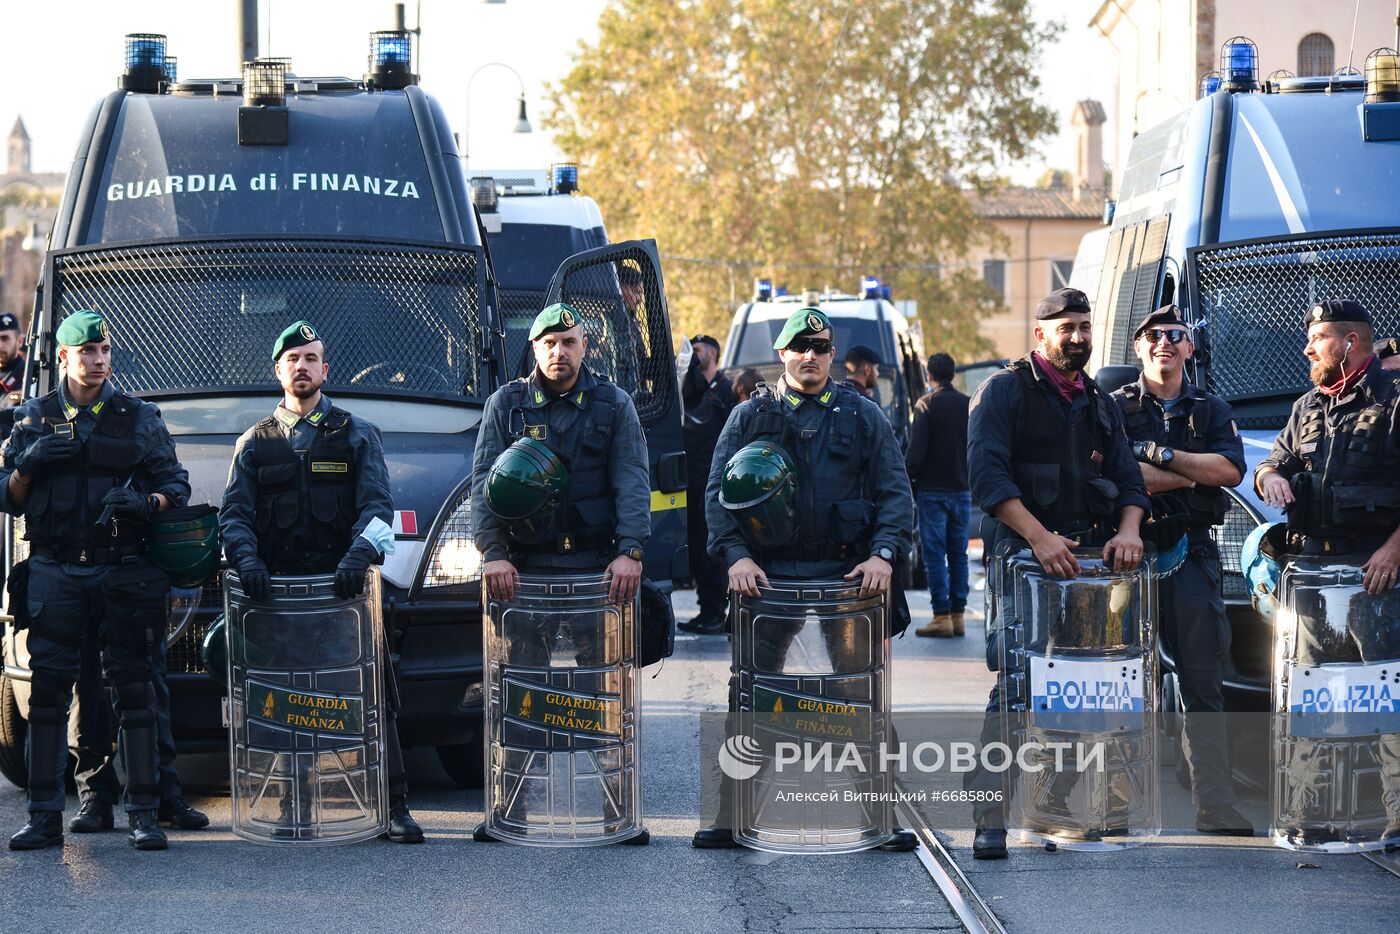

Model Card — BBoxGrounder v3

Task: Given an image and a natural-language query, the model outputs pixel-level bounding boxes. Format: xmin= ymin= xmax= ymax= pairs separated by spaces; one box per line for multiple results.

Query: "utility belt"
xmin=1284 ymin=529 xmax=1388 ymax=557
xmin=34 ymin=542 xmax=147 ymax=567
xmin=764 ymin=541 xmax=859 ymax=563
xmin=512 ymin=532 xmax=616 ymax=564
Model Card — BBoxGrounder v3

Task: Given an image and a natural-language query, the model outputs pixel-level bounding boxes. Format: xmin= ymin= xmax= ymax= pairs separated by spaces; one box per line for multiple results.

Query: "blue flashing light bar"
xmin=774 ymin=285 xmax=789 ymax=297
xmin=861 ymin=276 xmax=881 ymax=298
xmin=1220 ymin=37 xmax=1258 ymax=91
xmin=164 ymin=56 xmax=177 ymax=83
xmin=880 ymin=285 xmax=892 ymax=301
xmin=1200 ymin=72 xmax=1222 ymax=97
xmin=754 ymin=279 xmax=773 ymax=301
xmin=552 ymin=163 xmax=579 ymax=194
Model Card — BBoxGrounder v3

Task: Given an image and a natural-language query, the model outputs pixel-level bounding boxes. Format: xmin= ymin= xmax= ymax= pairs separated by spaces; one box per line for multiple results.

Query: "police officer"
xmin=694 ymin=306 xmax=917 ymax=851
xmin=470 ymin=301 xmax=651 ymax=841
xmin=1110 ymin=305 xmax=1252 ymax=836
xmin=1376 ymin=336 xmax=1400 ymax=372
xmin=677 ymin=334 xmax=734 ymax=635
xmin=3 ymin=310 xmax=189 ymax=851
xmin=1255 ymin=300 xmax=1400 ymax=846
xmin=965 ymin=288 xmax=1148 ymax=859
xmin=842 ymin=344 xmax=881 ymax=402
xmin=0 ymin=312 xmax=26 ymax=406
xmin=220 ymin=320 xmax=423 ymax=844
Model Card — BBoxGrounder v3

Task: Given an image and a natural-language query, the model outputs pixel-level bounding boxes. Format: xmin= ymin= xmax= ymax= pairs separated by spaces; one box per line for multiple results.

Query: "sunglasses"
xmin=787 ymin=337 xmax=833 ymax=355
xmin=1142 ymin=328 xmax=1188 ymax=345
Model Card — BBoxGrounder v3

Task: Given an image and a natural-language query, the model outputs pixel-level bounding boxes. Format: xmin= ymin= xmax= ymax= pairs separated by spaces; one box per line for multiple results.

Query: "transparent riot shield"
xmin=994 ymin=546 xmax=1160 ymax=849
xmin=483 ymin=572 xmax=642 ymax=845
xmin=732 ymin=578 xmax=892 ymax=853
xmin=224 ymin=570 xmax=388 ymax=846
xmin=1271 ymin=557 xmax=1400 ymax=853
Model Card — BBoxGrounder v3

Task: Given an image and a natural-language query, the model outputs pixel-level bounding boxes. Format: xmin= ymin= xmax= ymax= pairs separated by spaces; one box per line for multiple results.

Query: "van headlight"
xmin=422 ymin=493 xmax=483 ymax=589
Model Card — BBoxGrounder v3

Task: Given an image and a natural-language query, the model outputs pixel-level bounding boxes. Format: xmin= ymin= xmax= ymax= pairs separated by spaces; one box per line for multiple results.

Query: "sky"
xmin=0 ymin=0 xmax=1113 ymax=186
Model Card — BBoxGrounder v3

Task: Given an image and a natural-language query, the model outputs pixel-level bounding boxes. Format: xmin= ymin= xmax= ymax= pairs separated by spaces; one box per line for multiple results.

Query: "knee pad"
xmin=28 ymin=670 xmax=72 ymax=713
xmin=111 ymin=670 xmax=154 ymax=711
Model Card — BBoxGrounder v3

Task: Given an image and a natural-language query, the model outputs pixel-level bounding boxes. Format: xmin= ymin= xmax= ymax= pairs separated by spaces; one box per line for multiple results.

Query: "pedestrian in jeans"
xmin=905 ymin=353 xmax=971 ymax=636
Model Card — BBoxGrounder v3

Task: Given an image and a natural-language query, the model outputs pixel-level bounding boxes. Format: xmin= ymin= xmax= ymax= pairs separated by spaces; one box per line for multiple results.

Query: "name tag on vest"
xmin=311 ymin=461 xmax=349 ymax=474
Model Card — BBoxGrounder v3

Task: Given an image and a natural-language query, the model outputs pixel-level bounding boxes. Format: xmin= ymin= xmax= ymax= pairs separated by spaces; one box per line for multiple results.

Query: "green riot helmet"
xmin=485 ymin=437 xmax=571 ymax=545
xmin=150 ymin=504 xmax=220 ymax=588
xmin=718 ymin=441 xmax=800 ymax=550
xmin=201 ymin=615 xmax=228 ymax=685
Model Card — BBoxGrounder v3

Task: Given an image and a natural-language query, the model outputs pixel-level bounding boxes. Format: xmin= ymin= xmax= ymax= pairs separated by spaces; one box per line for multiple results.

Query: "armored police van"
xmin=1082 ymin=37 xmax=1400 ymax=708
xmin=0 ymin=33 xmax=680 ymax=788
xmin=720 ymin=279 xmax=927 ymax=444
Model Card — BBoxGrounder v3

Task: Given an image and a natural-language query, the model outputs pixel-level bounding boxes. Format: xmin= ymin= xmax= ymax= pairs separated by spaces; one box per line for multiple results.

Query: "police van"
xmin=0 ymin=33 xmax=682 ymax=788
xmin=720 ymin=278 xmax=927 ymax=445
xmin=1081 ymin=37 xmax=1400 ymax=709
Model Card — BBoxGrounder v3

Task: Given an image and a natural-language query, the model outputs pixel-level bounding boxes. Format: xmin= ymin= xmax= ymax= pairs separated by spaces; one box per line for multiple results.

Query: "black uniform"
xmin=681 ymin=364 xmax=733 ymax=625
xmin=964 ymin=354 xmax=1149 ymax=824
xmin=1112 ymin=377 xmax=1245 ymax=811
xmin=0 ymin=349 xmax=26 ymax=399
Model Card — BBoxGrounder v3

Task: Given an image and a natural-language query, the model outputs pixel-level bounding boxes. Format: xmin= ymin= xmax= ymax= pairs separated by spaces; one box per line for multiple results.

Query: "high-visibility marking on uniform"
xmin=393 ymin=511 xmax=418 ymax=535
xmin=650 ymin=490 xmax=686 ymax=511
xmin=785 ymin=392 xmax=802 ymax=407
xmin=308 ymin=409 xmax=324 ymax=424
xmin=533 ymin=390 xmax=544 ymax=403
xmin=819 ymin=390 xmax=832 ymax=404
xmin=310 ymin=461 xmax=348 ymax=473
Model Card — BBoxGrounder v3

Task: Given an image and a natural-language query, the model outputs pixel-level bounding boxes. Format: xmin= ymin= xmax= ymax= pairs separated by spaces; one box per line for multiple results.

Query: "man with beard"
xmin=220 ymin=320 xmax=423 ymax=843
xmin=0 ymin=313 xmax=27 ymax=407
xmin=963 ymin=287 xmax=1147 ymax=860
xmin=677 ymin=334 xmax=734 ymax=635
xmin=1110 ymin=306 xmax=1252 ymax=837
xmin=1254 ymin=299 xmax=1400 ymax=848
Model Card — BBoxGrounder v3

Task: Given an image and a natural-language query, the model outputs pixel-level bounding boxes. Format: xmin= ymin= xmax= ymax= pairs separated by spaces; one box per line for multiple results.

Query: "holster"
xmin=6 ymin=558 xmax=29 ymax=631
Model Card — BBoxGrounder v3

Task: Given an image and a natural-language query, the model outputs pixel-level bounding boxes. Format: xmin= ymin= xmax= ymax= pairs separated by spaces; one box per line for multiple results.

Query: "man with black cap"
xmin=842 ymin=345 xmax=882 ymax=402
xmin=1255 ymin=298 xmax=1400 ymax=847
xmin=1110 ymin=305 xmax=1252 ymax=836
xmin=694 ymin=306 xmax=917 ymax=851
xmin=2 ymin=310 xmax=190 ymax=851
xmin=0 ymin=312 xmax=26 ymax=406
xmin=220 ymin=319 xmax=423 ymax=843
xmin=964 ymin=287 xmax=1148 ymax=859
xmin=677 ymin=334 xmax=734 ymax=635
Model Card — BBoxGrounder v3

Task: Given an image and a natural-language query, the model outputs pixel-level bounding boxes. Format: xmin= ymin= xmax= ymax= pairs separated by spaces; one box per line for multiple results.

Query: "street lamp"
xmin=463 ymin=62 xmax=531 ymax=168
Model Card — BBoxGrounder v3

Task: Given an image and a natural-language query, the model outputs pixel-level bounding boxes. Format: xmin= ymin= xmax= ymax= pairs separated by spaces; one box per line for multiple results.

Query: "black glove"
xmin=1131 ymin=441 xmax=1173 ymax=468
xmin=100 ymin=487 xmax=154 ymax=522
xmin=14 ymin=433 xmax=78 ymax=475
xmin=237 ymin=557 xmax=271 ymax=601
xmin=334 ymin=539 xmax=379 ymax=599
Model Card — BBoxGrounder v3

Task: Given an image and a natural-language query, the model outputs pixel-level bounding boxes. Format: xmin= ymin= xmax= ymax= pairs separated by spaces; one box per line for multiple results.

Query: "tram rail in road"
xmin=898 ymin=799 xmax=1006 ymax=934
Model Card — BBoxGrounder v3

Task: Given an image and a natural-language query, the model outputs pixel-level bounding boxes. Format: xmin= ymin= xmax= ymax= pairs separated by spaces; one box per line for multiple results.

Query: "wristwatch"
xmin=1157 ymin=447 xmax=1175 ymax=466
xmin=620 ymin=546 xmax=644 ymax=561
xmin=874 ymin=546 xmax=895 ymax=562
xmin=147 ymin=493 xmax=161 ymax=515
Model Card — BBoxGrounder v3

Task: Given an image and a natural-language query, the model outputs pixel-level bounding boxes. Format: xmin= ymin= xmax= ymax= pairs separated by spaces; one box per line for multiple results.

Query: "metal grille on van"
xmin=1191 ymin=232 xmax=1400 ymax=401
xmin=47 ymin=238 xmax=485 ymax=400
xmin=1209 ymin=492 xmax=1260 ymax=600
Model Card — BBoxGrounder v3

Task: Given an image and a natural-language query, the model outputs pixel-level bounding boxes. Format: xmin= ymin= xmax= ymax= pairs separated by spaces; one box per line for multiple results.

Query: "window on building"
xmin=1050 ymin=259 xmax=1075 ymax=290
xmin=982 ymin=259 xmax=1006 ymax=297
xmin=1298 ymin=33 xmax=1334 ymax=77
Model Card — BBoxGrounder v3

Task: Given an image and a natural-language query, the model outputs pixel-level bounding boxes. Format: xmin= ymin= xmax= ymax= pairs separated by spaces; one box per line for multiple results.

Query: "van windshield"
xmin=48 ymin=238 xmax=487 ymax=403
xmin=732 ymin=313 xmax=888 ymax=367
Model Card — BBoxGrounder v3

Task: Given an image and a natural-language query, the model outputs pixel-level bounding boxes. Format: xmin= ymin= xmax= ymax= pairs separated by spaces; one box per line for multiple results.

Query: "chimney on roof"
xmin=1071 ymin=99 xmax=1106 ymax=201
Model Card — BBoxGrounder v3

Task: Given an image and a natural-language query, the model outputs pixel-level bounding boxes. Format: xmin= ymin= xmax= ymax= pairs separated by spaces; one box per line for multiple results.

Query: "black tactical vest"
xmin=1288 ymin=372 xmax=1400 ymax=541
xmin=1007 ymin=359 xmax=1117 ymax=536
xmin=1113 ymin=383 xmax=1230 ymax=528
xmin=249 ymin=408 xmax=357 ymax=573
xmin=742 ymin=380 xmax=874 ymax=559
xmin=24 ymin=391 xmax=143 ymax=548
xmin=503 ymin=376 xmax=623 ymax=554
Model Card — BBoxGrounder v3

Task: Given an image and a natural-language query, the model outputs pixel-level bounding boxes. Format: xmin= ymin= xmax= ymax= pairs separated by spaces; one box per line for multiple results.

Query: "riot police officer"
xmin=219 ymin=320 xmax=423 ymax=844
xmin=470 ymin=302 xmax=651 ymax=842
xmin=1110 ymin=305 xmax=1252 ymax=836
xmin=1255 ymin=299 xmax=1400 ymax=847
xmin=694 ymin=306 xmax=917 ymax=851
xmin=3 ymin=310 xmax=190 ymax=851
xmin=0 ymin=312 xmax=27 ymax=406
xmin=965 ymin=288 xmax=1148 ymax=859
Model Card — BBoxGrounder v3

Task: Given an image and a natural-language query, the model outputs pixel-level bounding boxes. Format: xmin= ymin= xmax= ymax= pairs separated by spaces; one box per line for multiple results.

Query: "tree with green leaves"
xmin=548 ymin=0 xmax=1060 ymax=359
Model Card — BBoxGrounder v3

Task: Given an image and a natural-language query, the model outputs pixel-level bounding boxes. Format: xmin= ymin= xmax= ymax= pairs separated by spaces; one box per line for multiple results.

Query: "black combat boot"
xmin=1196 ymin=804 xmax=1253 ymax=836
xmin=127 ymin=811 xmax=168 ymax=850
xmin=878 ymin=827 xmax=919 ymax=851
xmin=9 ymin=812 xmax=64 ymax=850
xmin=158 ymin=798 xmax=210 ymax=830
xmin=383 ymin=795 xmax=424 ymax=844
xmin=68 ymin=798 xmax=115 ymax=833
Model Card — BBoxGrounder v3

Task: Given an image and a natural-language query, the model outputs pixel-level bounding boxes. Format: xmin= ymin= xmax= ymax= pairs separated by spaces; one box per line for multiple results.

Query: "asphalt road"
xmin=0 ymin=561 xmax=1394 ymax=931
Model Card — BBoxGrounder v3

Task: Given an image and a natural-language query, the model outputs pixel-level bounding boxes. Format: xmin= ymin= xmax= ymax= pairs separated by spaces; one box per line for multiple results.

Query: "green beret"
xmin=272 ymin=320 xmax=322 ymax=362
xmin=528 ymin=302 xmax=584 ymax=341
xmin=773 ymin=307 xmax=830 ymax=350
xmin=55 ymin=310 xmax=109 ymax=347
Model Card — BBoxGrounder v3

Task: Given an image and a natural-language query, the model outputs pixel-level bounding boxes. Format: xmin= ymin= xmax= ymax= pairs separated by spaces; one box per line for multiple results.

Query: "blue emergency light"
xmin=774 ymin=285 xmax=788 ymax=297
xmin=164 ymin=56 xmax=177 ymax=84
xmin=552 ymin=163 xmax=579 ymax=194
xmin=1221 ymin=37 xmax=1258 ymax=91
xmin=372 ymin=32 xmax=413 ymax=69
xmin=1200 ymin=71 xmax=1222 ymax=97
xmin=754 ymin=279 xmax=773 ymax=301
xmin=880 ymin=285 xmax=892 ymax=301
xmin=861 ymin=276 xmax=881 ymax=299
xmin=125 ymin=34 xmax=166 ymax=70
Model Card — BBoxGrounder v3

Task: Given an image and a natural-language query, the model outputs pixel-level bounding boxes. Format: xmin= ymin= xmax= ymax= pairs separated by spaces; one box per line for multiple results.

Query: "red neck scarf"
xmin=1032 ymin=351 xmax=1085 ymax=403
xmin=1318 ymin=355 xmax=1374 ymax=397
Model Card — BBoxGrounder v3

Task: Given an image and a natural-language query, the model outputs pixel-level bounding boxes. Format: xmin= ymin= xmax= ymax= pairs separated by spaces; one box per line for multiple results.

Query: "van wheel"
xmin=436 ymin=741 xmax=485 ymax=789
xmin=0 ymin=675 xmax=28 ymax=788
